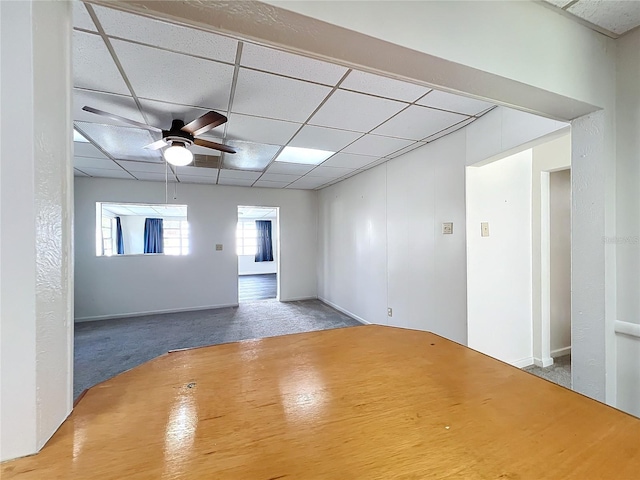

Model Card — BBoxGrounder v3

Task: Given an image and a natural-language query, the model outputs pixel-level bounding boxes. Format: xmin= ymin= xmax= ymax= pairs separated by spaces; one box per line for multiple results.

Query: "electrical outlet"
xmin=442 ymin=222 xmax=453 ymax=235
xmin=481 ymin=222 xmax=490 ymax=237
xmin=387 ymin=308 xmax=393 ymax=317
xmin=216 ymin=244 xmax=223 ymax=251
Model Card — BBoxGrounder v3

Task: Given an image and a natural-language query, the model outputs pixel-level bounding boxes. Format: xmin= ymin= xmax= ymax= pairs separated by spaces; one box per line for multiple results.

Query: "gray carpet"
xmin=523 ymin=355 xmax=571 ymax=389
xmin=239 ymin=273 xmax=277 ymax=302
xmin=74 ymin=299 xmax=362 ymax=400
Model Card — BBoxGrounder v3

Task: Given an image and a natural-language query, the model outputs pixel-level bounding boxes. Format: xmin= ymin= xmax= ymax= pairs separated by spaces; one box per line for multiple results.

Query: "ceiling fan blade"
xmin=82 ymin=106 xmax=162 ymax=133
xmin=194 ymin=138 xmax=236 ymax=154
xmin=181 ymin=111 xmax=227 ymax=136
xmin=143 ymin=139 xmax=168 ymax=150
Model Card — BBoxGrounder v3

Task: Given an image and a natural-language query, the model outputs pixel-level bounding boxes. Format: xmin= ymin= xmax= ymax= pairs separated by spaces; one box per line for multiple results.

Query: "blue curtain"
xmin=144 ymin=218 xmax=164 ymax=254
xmin=115 ymin=217 xmax=125 ymax=255
xmin=255 ymin=220 xmax=273 ymax=262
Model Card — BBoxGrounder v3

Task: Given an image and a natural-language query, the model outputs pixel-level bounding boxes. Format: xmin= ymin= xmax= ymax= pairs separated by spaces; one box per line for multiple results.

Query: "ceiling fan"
xmin=82 ymin=106 xmax=236 ymax=166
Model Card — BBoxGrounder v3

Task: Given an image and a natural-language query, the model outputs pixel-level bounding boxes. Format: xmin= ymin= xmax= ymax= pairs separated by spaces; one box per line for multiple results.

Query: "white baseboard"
xmin=533 ymin=356 xmax=554 ymax=368
xmin=551 ymin=346 xmax=571 ymax=358
xmin=512 ymin=357 xmax=535 ymax=368
xmin=318 ymin=297 xmax=369 ymax=324
xmin=75 ymin=303 xmax=239 ymax=323
xmin=280 ymin=295 xmax=317 ymax=302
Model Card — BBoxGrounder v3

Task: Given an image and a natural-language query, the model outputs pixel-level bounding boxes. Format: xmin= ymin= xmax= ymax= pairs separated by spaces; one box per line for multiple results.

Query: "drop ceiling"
xmin=542 ymin=0 xmax=640 ymax=37
xmin=72 ymin=2 xmax=495 ymax=190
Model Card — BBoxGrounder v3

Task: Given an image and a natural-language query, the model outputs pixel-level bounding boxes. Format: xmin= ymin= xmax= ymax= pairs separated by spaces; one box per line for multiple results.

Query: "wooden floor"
xmin=3 ymin=325 xmax=640 ymax=478
xmin=238 ymin=273 xmax=277 ymax=302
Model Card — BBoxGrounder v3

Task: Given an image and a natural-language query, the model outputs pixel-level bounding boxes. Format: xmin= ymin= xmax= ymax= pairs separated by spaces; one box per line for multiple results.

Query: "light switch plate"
xmin=216 ymin=244 xmax=223 ymax=251
xmin=387 ymin=308 xmax=393 ymax=317
xmin=442 ymin=222 xmax=453 ymax=235
xmin=481 ymin=222 xmax=490 ymax=237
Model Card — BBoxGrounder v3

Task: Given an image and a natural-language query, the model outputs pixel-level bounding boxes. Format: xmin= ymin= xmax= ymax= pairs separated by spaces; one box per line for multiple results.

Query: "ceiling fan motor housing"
xmin=164 ymin=119 xmax=194 ymax=147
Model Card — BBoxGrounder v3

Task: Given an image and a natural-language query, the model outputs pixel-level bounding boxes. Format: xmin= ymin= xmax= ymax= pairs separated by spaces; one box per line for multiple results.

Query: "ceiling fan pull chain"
xmin=165 ymin=161 xmax=168 ymax=204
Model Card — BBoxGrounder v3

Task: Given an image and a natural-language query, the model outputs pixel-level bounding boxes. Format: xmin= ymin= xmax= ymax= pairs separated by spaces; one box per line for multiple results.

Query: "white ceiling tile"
xmin=232 ymin=68 xmax=332 ymax=122
xmin=320 ymin=152 xmax=378 ymax=169
xmin=254 ymin=180 xmax=289 ymax=188
xmin=74 ymin=142 xmax=108 ymax=159
xmin=112 ymin=39 xmax=234 ymax=110
xmin=218 ymin=169 xmax=262 ymax=180
xmin=342 ymin=134 xmax=414 ymax=157
xmin=306 ymin=166 xmax=355 ymax=178
xmin=372 ymin=105 xmax=468 ymax=140
xmin=240 ymin=43 xmax=347 ymax=85
xmin=286 ymin=176 xmax=331 ymax=189
xmin=74 ymin=89 xmax=144 ymax=126
xmin=117 ymin=161 xmax=168 ymax=174
xmin=178 ymin=175 xmax=217 ymax=185
xmin=361 ymin=158 xmax=389 ymax=169
xmin=73 ymin=2 xmax=96 ymax=31
xmin=386 ymin=142 xmax=427 ymax=159
xmin=94 ymin=5 xmax=238 ymax=62
xmin=567 ymin=0 xmax=640 ymax=35
xmin=226 ymin=114 xmax=300 ymax=145
xmin=74 ymin=168 xmax=90 ymax=177
xmin=75 ymin=122 xmax=163 ymax=162
xmin=542 ymin=0 xmax=573 ymax=7
xmin=223 ymin=141 xmax=280 ymax=171
xmin=218 ymin=177 xmax=254 ymax=187
xmin=309 ymin=89 xmax=406 ymax=133
xmin=260 ymin=173 xmax=300 ymax=183
xmin=423 ymin=117 xmax=476 ymax=143
xmin=138 ymin=99 xmax=226 ymax=134
xmin=74 ymin=156 xmax=121 ymax=170
xmin=416 ymin=90 xmax=494 ymax=116
xmin=289 ymin=125 xmax=362 ymax=152
xmin=133 ymin=172 xmax=178 ymax=182
xmin=78 ymin=167 xmax=135 ymax=179
xmin=174 ymin=166 xmax=219 ymax=178
xmin=340 ymin=70 xmax=431 ymax=103
xmin=73 ymin=31 xmax=129 ymax=95
xmin=265 ymin=162 xmax=315 ymax=175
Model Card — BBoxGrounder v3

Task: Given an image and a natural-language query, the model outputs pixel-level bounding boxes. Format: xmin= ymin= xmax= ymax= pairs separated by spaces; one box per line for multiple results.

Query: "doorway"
xmin=237 ymin=206 xmax=279 ymax=302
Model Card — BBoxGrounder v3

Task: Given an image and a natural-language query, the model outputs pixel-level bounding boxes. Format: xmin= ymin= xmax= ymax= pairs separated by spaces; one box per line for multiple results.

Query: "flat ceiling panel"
xmin=73 ymin=31 xmax=129 ymax=95
xmin=289 ymin=125 xmax=362 ymax=151
xmin=320 ymin=152 xmax=378 ymax=169
xmin=226 ymin=113 xmax=300 ymax=146
xmin=112 ymin=39 xmax=234 ymax=110
xmin=286 ymin=176 xmax=331 ymax=189
xmin=309 ymin=89 xmax=406 ymax=133
xmin=79 ymin=167 xmax=134 ymax=179
xmin=94 ymin=5 xmax=238 ymax=63
xmin=260 ymin=173 xmax=300 ymax=183
xmin=416 ymin=90 xmax=494 ymax=116
xmin=178 ymin=175 xmax=217 ymax=184
xmin=232 ymin=68 xmax=332 ymax=123
xmin=386 ymin=142 xmax=427 ymax=160
xmin=240 ymin=42 xmax=347 ymax=85
xmin=117 ymin=160 xmax=169 ymax=174
xmin=74 ymin=142 xmax=108 ymax=159
xmin=132 ymin=172 xmax=178 ymax=182
xmin=307 ymin=166 xmax=354 ymax=178
xmin=218 ymin=177 xmax=254 ymax=186
xmin=74 ymin=169 xmax=90 ymax=177
xmin=254 ymin=180 xmax=289 ymax=188
xmin=76 ymin=122 xmax=163 ymax=162
xmin=265 ymin=162 xmax=315 ymax=175
xmin=340 ymin=70 xmax=431 ymax=103
xmin=567 ymin=0 xmax=640 ymax=35
xmin=73 ymin=2 xmax=96 ymax=31
xmin=372 ymin=105 xmax=468 ymax=140
xmin=218 ymin=169 xmax=262 ymax=180
xmin=74 ymin=89 xmax=144 ymax=126
xmin=222 ymin=141 xmax=280 ymax=170
xmin=423 ymin=117 xmax=476 ymax=143
xmin=138 ymin=99 xmax=227 ymax=135
xmin=543 ymin=0 xmax=573 ymax=7
xmin=342 ymin=134 xmax=414 ymax=157
xmin=74 ymin=156 xmax=121 ymax=170
xmin=173 ymin=165 xmax=219 ymax=178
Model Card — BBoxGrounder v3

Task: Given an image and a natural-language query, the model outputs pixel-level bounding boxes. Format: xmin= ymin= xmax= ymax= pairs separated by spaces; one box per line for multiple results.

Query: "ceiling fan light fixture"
xmin=164 ymin=142 xmax=194 ymax=166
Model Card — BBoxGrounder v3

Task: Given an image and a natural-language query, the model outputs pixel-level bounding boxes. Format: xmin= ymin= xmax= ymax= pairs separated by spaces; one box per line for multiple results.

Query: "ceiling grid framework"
xmin=72 ymin=2 xmax=496 ymax=190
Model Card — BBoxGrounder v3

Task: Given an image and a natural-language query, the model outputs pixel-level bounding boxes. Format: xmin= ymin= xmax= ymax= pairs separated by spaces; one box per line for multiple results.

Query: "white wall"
xmin=615 ymin=27 xmax=640 ymax=416
xmin=75 ymin=178 xmax=317 ymax=320
xmin=466 ymin=150 xmax=533 ymax=366
xmin=549 ymin=169 xmax=571 ymax=356
xmin=0 ymin=1 xmax=73 ymax=462
xmin=238 ymin=216 xmax=278 ymax=275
